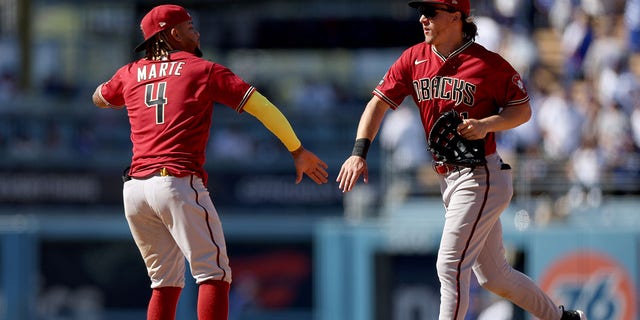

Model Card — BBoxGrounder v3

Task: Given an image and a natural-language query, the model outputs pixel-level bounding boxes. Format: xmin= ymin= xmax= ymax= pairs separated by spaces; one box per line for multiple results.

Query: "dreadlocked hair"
xmin=462 ymin=15 xmax=478 ymax=41
xmin=145 ymin=30 xmax=174 ymax=61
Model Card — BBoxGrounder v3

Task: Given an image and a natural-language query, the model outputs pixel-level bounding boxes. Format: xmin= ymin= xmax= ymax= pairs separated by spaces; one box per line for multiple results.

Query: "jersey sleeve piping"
xmin=235 ymin=86 xmax=256 ymax=113
xmin=505 ymin=96 xmax=530 ymax=107
xmin=373 ymin=89 xmax=399 ymax=110
xmin=97 ymin=87 xmax=113 ymax=106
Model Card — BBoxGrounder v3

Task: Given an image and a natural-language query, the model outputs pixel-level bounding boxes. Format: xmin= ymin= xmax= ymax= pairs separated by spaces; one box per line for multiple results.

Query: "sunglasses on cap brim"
xmin=417 ymin=5 xmax=457 ymax=18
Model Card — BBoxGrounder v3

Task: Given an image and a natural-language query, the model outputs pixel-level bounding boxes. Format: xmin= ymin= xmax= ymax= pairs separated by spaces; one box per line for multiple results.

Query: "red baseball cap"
xmin=408 ymin=0 xmax=471 ymax=16
xmin=134 ymin=4 xmax=192 ymax=52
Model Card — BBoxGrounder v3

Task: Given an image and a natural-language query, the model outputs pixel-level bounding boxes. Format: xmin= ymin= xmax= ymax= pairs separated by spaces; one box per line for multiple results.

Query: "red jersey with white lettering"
xmin=373 ymin=41 xmax=529 ymax=156
xmin=100 ymin=51 xmax=254 ymax=183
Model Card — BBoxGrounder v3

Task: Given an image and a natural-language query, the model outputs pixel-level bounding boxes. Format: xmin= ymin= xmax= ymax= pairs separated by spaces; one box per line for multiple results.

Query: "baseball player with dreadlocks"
xmin=336 ymin=0 xmax=586 ymax=319
xmin=92 ymin=4 xmax=328 ymax=320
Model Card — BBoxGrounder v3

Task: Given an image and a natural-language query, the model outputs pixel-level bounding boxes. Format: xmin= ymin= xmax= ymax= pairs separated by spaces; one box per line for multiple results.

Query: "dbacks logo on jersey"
xmin=412 ymin=75 xmax=477 ymax=106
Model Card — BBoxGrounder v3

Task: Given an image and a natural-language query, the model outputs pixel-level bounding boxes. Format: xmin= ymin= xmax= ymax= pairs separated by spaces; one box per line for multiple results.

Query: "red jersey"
xmin=373 ymin=41 xmax=529 ymax=156
xmin=100 ymin=51 xmax=254 ymax=183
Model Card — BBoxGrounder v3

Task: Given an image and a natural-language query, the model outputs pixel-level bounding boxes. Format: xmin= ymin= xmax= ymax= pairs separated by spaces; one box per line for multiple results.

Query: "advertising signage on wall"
xmin=0 ymin=170 xmax=343 ymax=211
xmin=530 ymin=231 xmax=638 ymax=320
xmin=539 ymin=251 xmax=636 ymax=320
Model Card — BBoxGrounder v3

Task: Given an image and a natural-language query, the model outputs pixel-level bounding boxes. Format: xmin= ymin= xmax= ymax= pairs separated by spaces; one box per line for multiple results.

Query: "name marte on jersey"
xmin=137 ymin=62 xmax=186 ymax=82
xmin=413 ymin=76 xmax=476 ymax=106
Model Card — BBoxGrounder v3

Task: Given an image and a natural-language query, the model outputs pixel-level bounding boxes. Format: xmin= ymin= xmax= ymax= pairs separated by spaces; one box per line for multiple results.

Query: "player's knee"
xmin=476 ymin=273 xmax=511 ymax=298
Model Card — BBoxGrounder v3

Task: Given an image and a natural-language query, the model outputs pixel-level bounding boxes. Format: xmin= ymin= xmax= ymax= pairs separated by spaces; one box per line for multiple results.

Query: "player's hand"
xmin=336 ymin=155 xmax=368 ymax=193
xmin=457 ymin=118 xmax=488 ymax=140
xmin=291 ymin=146 xmax=329 ymax=184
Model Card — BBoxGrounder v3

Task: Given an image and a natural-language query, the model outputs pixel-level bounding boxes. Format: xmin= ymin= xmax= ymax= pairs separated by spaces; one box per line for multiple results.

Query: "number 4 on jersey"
xmin=145 ymin=82 xmax=167 ymax=124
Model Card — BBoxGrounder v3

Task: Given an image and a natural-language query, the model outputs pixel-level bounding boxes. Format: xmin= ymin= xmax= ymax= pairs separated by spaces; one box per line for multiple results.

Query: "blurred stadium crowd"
xmin=0 ymin=0 xmax=639 ymax=219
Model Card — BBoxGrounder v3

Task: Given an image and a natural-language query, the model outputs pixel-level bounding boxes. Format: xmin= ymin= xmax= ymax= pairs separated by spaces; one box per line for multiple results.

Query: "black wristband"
xmin=351 ymin=138 xmax=371 ymax=159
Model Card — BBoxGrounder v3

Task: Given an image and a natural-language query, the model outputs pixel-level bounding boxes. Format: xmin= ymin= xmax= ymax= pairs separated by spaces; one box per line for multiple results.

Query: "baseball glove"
xmin=428 ymin=110 xmax=486 ymax=167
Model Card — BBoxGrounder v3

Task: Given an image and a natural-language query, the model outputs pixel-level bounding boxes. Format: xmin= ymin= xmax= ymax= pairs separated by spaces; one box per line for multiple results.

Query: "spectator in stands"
xmin=596 ymin=103 xmax=631 ymax=153
xmin=379 ymin=102 xmax=430 ymax=206
xmin=500 ymin=27 xmax=539 ymax=80
xmin=625 ymin=0 xmax=640 ymax=52
xmin=548 ymin=0 xmax=576 ymax=34
xmin=583 ymin=16 xmax=626 ymax=100
xmin=566 ymin=134 xmax=603 ymax=208
xmin=536 ymin=84 xmax=586 ymax=159
xmin=606 ymin=54 xmax=640 ymax=115
xmin=493 ymin=0 xmax=530 ymax=30
xmin=596 ymin=101 xmax=638 ymax=185
xmin=632 ymin=102 xmax=640 ymax=150
xmin=474 ymin=15 xmax=502 ymax=52
xmin=561 ymin=7 xmax=594 ymax=83
xmin=579 ymin=0 xmax=606 ymax=16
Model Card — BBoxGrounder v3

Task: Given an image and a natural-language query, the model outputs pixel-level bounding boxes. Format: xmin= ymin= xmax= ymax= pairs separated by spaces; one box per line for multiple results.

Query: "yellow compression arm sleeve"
xmin=243 ymin=91 xmax=302 ymax=152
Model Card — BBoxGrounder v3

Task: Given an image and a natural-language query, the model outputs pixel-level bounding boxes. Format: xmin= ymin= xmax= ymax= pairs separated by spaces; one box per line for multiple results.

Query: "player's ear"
xmin=170 ymin=28 xmax=182 ymax=41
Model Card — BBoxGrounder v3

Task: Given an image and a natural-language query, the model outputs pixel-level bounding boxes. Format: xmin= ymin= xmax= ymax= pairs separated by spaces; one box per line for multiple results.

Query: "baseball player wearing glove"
xmin=92 ymin=4 xmax=328 ymax=320
xmin=337 ymin=1 xmax=586 ymax=319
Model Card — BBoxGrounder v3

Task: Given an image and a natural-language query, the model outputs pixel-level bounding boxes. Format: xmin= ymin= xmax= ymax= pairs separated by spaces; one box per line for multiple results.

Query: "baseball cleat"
xmin=560 ymin=306 xmax=587 ymax=320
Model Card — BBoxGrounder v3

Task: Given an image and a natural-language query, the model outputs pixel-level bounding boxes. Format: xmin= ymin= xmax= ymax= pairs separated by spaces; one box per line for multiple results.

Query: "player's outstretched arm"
xmin=336 ymin=96 xmax=390 ymax=193
xmin=243 ymin=91 xmax=328 ymax=184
